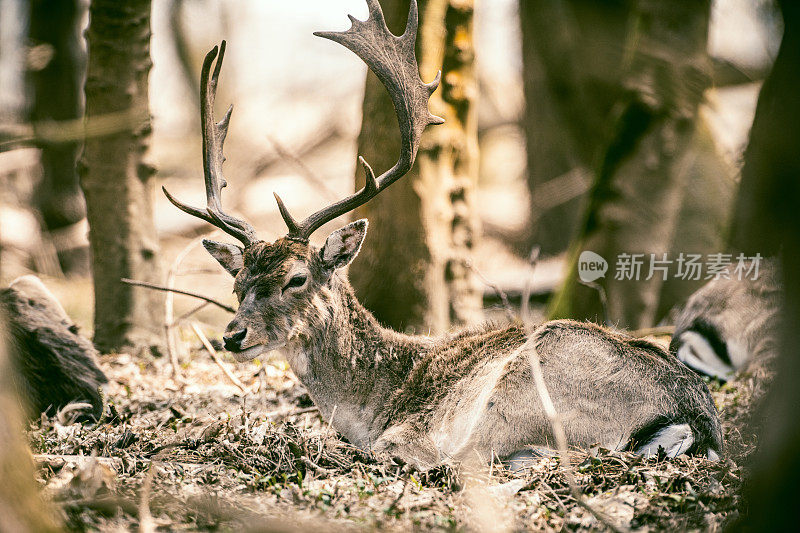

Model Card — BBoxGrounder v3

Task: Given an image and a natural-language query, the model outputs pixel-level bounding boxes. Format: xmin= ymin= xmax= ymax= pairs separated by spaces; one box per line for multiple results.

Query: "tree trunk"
xmin=549 ymin=0 xmax=713 ymax=329
xmin=735 ymin=1 xmax=800 ymax=528
xmin=517 ymin=0 xmax=629 ymax=256
xmin=0 ymin=0 xmax=27 ymax=124
xmin=655 ymin=121 xmax=735 ymax=319
xmin=80 ymin=0 xmax=164 ymax=354
xmin=349 ymin=0 xmax=481 ymax=333
xmin=28 ymin=0 xmax=90 ymax=276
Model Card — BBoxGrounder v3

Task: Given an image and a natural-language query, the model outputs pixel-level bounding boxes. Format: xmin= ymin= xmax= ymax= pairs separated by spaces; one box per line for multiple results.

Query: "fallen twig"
xmin=138 ymin=464 xmax=156 ymax=533
xmin=165 ymin=236 xmax=209 ymax=381
xmin=265 ymin=405 xmax=319 ymax=420
xmin=539 ymin=478 xmax=568 ymax=513
xmin=466 ymin=260 xmax=516 ymax=322
xmin=521 ymin=245 xmax=541 ymax=324
xmin=34 ymin=454 xmax=124 ymax=469
xmin=300 ymin=456 xmax=337 ymax=476
xmin=122 ymin=278 xmax=235 ymax=313
xmin=190 ymin=322 xmax=248 ymax=394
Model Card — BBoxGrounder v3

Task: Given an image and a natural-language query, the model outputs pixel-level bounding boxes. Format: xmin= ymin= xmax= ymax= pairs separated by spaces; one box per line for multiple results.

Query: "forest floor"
xmin=27 ymin=334 xmax=771 ymax=532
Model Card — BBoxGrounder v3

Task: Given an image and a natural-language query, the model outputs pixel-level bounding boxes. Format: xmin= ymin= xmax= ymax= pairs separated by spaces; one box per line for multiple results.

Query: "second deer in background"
xmin=671 ymin=257 xmax=781 ymax=381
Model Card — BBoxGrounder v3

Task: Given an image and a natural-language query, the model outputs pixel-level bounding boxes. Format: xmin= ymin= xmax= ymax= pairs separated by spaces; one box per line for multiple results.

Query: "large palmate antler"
xmin=162 ymin=41 xmax=259 ymax=247
xmin=274 ymin=0 xmax=444 ymax=241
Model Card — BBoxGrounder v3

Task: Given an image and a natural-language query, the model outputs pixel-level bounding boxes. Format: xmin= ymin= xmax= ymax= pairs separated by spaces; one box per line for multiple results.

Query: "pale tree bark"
xmin=549 ymin=0 xmax=713 ymax=329
xmin=28 ymin=0 xmax=90 ymax=276
xmin=349 ymin=0 xmax=481 ymax=333
xmin=0 ymin=0 xmax=27 ymax=124
xmin=80 ymin=0 xmax=164 ymax=354
xmin=0 ymin=0 xmax=28 ymax=273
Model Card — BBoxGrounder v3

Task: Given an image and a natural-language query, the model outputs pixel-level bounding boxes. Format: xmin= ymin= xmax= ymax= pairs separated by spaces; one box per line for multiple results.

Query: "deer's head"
xmin=163 ymin=0 xmax=442 ymax=361
xmin=201 ymin=222 xmax=366 ymax=360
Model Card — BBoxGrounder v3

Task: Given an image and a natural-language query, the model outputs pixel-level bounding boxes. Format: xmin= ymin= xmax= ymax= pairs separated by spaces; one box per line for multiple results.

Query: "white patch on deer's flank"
xmin=676 ymin=331 xmax=735 ymax=380
xmin=431 ymin=345 xmax=525 ymax=459
xmin=636 ymin=423 xmax=694 ymax=458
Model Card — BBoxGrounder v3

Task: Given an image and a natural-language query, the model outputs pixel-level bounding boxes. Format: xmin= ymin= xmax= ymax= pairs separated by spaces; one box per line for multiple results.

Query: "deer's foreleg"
xmin=372 ymin=423 xmax=441 ymax=471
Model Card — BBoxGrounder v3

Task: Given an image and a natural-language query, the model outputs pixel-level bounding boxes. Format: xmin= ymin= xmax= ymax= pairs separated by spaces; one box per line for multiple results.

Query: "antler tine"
xmin=163 ymin=41 xmax=259 ymax=247
xmin=275 ymin=0 xmax=444 ymax=240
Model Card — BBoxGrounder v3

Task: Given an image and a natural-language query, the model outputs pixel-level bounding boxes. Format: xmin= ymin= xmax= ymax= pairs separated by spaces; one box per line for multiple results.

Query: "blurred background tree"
xmin=517 ymin=0 xmax=627 ymax=257
xmin=28 ymin=0 xmax=89 ymax=277
xmin=734 ymin=0 xmax=800 ymax=527
xmin=80 ymin=0 xmax=164 ymax=354
xmin=546 ymin=0 xmax=737 ymax=329
xmin=349 ymin=0 xmax=482 ymax=333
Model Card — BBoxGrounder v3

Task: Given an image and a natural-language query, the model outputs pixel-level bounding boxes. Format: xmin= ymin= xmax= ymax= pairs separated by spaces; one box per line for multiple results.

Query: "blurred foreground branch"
xmin=0 ymin=107 xmax=149 ymax=149
xmin=121 ymin=278 xmax=235 ymax=314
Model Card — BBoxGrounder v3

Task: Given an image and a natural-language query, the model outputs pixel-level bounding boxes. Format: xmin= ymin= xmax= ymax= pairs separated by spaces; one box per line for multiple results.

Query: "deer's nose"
xmin=223 ymin=328 xmax=247 ymax=352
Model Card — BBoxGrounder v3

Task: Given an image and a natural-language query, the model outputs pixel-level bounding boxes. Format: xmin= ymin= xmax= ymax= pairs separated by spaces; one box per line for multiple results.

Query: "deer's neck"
xmin=282 ymin=274 xmax=430 ymax=444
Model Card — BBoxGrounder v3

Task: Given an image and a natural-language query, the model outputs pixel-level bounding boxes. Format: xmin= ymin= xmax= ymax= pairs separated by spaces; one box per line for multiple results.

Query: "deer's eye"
xmin=283 ymin=274 xmax=308 ymax=292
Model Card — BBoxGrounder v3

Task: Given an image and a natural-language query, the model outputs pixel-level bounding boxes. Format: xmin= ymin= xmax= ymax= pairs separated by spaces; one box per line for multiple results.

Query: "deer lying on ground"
xmin=671 ymin=257 xmax=781 ymax=381
xmin=164 ymin=0 xmax=721 ymax=469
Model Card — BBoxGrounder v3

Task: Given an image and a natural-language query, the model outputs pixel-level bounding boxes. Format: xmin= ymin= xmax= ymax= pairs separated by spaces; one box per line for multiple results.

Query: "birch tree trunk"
xmin=349 ymin=0 xmax=481 ymax=333
xmin=80 ymin=0 xmax=163 ymax=354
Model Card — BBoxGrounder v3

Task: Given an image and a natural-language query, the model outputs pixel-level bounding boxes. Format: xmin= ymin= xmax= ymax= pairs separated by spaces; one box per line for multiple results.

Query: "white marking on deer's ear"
xmin=676 ymin=331 xmax=735 ymax=381
xmin=320 ymin=219 xmax=368 ymax=271
xmin=202 ymin=239 xmax=244 ymax=277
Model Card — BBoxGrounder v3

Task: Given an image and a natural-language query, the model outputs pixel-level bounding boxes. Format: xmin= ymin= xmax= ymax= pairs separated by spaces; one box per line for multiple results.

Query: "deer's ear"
xmin=202 ymin=239 xmax=244 ymax=276
xmin=320 ymin=219 xmax=368 ymax=271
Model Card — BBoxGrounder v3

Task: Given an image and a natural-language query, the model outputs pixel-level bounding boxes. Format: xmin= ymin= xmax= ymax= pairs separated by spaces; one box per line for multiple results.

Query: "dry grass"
xmin=27 ymin=342 xmax=768 ymax=532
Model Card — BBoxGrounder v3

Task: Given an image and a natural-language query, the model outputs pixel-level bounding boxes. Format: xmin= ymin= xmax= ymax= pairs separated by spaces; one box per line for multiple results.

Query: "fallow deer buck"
xmin=164 ymin=0 xmax=722 ymax=469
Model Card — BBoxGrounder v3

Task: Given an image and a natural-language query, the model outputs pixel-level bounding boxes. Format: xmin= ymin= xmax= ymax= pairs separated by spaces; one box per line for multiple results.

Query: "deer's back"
xmin=384 ymin=319 xmax=721 ymax=460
